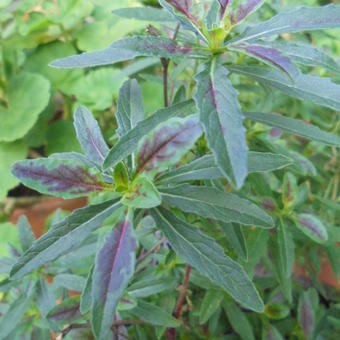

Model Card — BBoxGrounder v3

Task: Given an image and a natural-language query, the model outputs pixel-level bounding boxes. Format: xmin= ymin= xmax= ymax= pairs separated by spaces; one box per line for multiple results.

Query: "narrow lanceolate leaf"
xmin=255 ymin=41 xmax=340 ymax=74
xmin=277 ymin=220 xmax=295 ymax=278
xmin=159 ymin=0 xmax=207 ymax=43
xmin=262 ymin=323 xmax=284 ymax=340
xmin=91 ymin=213 xmax=137 ymax=340
xmin=136 ymin=115 xmax=202 ymax=177
xmin=218 ymin=0 xmax=230 ymax=19
xmin=11 ymin=158 xmax=111 ymax=199
xmin=160 ymin=184 xmax=274 ymax=228
xmin=294 ymin=214 xmax=328 ymax=244
xmin=228 ymin=0 xmax=264 ymax=25
xmin=195 ymin=61 xmax=247 ymax=189
xmin=116 ymin=79 xmax=145 ymax=138
xmin=232 ymin=44 xmax=299 ymax=79
xmin=151 ymin=208 xmax=264 ymax=312
xmin=230 ymin=4 xmax=340 ymax=44
xmin=103 ymin=99 xmax=196 ymax=170
xmin=112 ymin=7 xmax=175 ymax=22
xmin=18 ymin=215 xmax=35 ymax=252
xmin=74 ymin=106 xmax=109 ymax=167
xmin=47 ymin=297 xmax=81 ymax=322
xmin=221 ymin=223 xmax=247 ymax=261
xmin=111 ymin=36 xmax=205 ymax=59
xmin=228 ymin=65 xmax=340 ymax=111
xmin=80 ymin=265 xmax=94 ymax=314
xmin=122 ymin=176 xmax=161 ymax=209
xmin=10 ymin=200 xmax=121 ymax=279
xmin=244 ymin=111 xmax=340 ymax=147
xmin=298 ymin=291 xmax=315 ymax=339
xmin=157 ymin=152 xmax=292 ymax=184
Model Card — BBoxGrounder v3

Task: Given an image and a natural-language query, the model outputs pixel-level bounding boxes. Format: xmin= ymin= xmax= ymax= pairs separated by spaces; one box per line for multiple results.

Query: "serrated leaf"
xmin=229 ymin=65 xmax=340 ymax=111
xmin=47 ymin=296 xmax=81 ymax=322
xmin=160 ymin=184 xmax=274 ymax=228
xmin=91 ymin=212 xmax=137 ymax=340
xmin=130 ymin=300 xmax=180 ymax=327
xmin=122 ymin=176 xmax=161 ymax=209
xmin=112 ymin=7 xmax=175 ymax=22
xmin=10 ymin=200 xmax=121 ymax=279
xmin=0 ymin=73 xmax=50 ymax=142
xmin=195 ymin=60 xmax=247 ymax=189
xmin=199 ymin=290 xmax=224 ymax=325
xmin=103 ymin=99 xmax=196 ymax=170
xmin=244 ymin=111 xmax=340 ymax=147
xmin=230 ymin=4 xmax=340 ymax=44
xmin=18 ymin=215 xmax=35 ymax=252
xmin=12 ymin=158 xmax=112 ymax=199
xmin=136 ymin=115 xmax=202 ymax=177
xmin=116 ymin=79 xmax=145 ymax=138
xmin=74 ymin=106 xmax=109 ymax=167
xmin=232 ymin=43 xmax=299 ymax=79
xmin=157 ymin=152 xmax=291 ymax=184
xmin=223 ymin=299 xmax=255 ymax=340
xmin=294 ymin=214 xmax=328 ymax=244
xmin=151 ymin=208 xmax=264 ymax=312
xmin=228 ymin=0 xmax=264 ymax=25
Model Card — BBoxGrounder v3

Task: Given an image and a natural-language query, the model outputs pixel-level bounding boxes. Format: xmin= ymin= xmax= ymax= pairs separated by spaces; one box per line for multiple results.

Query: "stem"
xmin=166 ymin=264 xmax=191 ymax=340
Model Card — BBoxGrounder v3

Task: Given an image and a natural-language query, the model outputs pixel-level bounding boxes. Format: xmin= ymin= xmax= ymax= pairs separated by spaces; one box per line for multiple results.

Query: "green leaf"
xmin=199 ymin=290 xmax=224 ymax=325
xmin=54 ymin=274 xmax=86 ymax=291
xmin=255 ymin=40 xmax=340 ymax=74
xmin=221 ymin=223 xmax=248 ymax=261
xmin=37 ymin=278 xmax=55 ymax=318
xmin=74 ymin=106 xmax=109 ymax=167
xmin=0 ymin=294 xmax=33 ymax=339
xmin=298 ymin=289 xmax=316 ymax=339
xmin=0 ymin=73 xmax=50 ymax=142
xmin=262 ymin=323 xmax=284 ymax=340
xmin=10 ymin=200 xmax=121 ymax=279
xmin=227 ymin=0 xmax=264 ymax=25
xmin=18 ymin=215 xmax=35 ymax=252
xmin=12 ymin=158 xmax=112 ymax=199
xmin=157 ymin=152 xmax=292 ymax=184
xmin=127 ymin=277 xmax=176 ymax=298
xmin=294 ymin=214 xmax=328 ymax=244
xmin=91 ymin=211 xmax=137 ymax=340
xmin=244 ymin=111 xmax=340 ymax=147
xmin=160 ymin=184 xmax=274 ymax=228
xmin=116 ymin=79 xmax=145 ymax=138
xmin=282 ymin=172 xmax=298 ymax=209
xmin=80 ymin=265 xmax=94 ymax=314
xmin=0 ymin=141 xmax=28 ymax=200
xmin=122 ymin=176 xmax=161 ymax=209
xmin=264 ymin=303 xmax=290 ymax=320
xmin=47 ymin=296 xmax=82 ymax=323
xmin=228 ymin=65 xmax=340 ymax=111
xmin=223 ymin=299 xmax=256 ymax=340
xmin=112 ymin=7 xmax=175 ymax=22
xmin=130 ymin=300 xmax=180 ymax=327
xmin=103 ymin=99 xmax=196 ymax=170
xmin=136 ymin=115 xmax=202 ymax=177
xmin=114 ymin=162 xmax=129 ymax=190
xmin=195 ymin=60 xmax=248 ymax=189
xmin=230 ymin=4 xmax=340 ymax=44
xmin=151 ymin=208 xmax=264 ymax=312
xmin=277 ymin=220 xmax=295 ymax=279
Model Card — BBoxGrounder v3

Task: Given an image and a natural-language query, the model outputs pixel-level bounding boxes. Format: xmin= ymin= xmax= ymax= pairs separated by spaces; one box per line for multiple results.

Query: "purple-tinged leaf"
xmin=262 ymin=323 xmax=284 ymax=340
xmin=218 ymin=0 xmax=230 ymax=18
xmin=12 ymin=158 xmax=112 ymax=199
xmin=165 ymin=0 xmax=192 ymax=19
xmin=47 ymin=296 xmax=81 ymax=322
xmin=298 ymin=290 xmax=316 ymax=339
xmin=232 ymin=44 xmax=299 ymax=79
xmin=91 ymin=212 xmax=137 ymax=339
xmin=295 ymin=214 xmax=328 ymax=244
xmin=194 ymin=60 xmax=248 ymax=189
xmin=136 ymin=115 xmax=202 ymax=178
xmin=282 ymin=172 xmax=298 ymax=208
xmin=230 ymin=4 xmax=340 ymax=44
xmin=74 ymin=106 xmax=109 ymax=167
xmin=229 ymin=0 xmax=264 ymax=25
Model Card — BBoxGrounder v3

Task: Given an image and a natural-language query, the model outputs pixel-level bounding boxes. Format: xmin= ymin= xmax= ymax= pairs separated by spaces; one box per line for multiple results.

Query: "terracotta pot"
xmin=9 ymin=197 xmax=87 ymax=238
